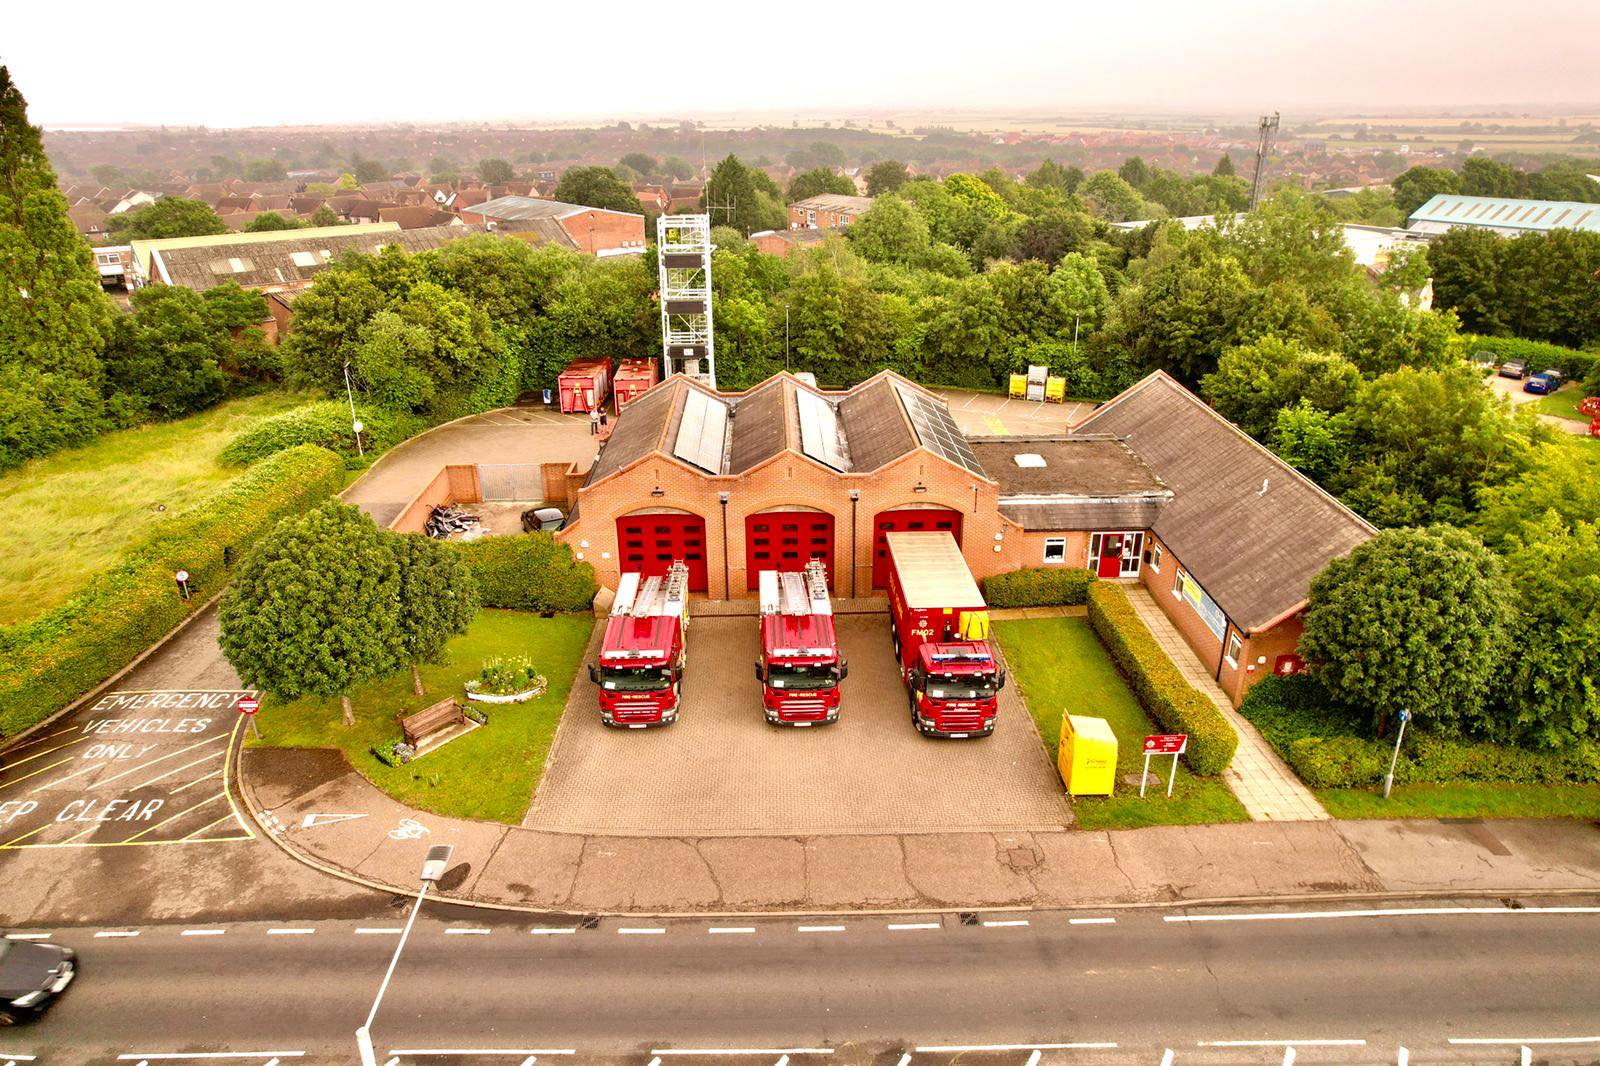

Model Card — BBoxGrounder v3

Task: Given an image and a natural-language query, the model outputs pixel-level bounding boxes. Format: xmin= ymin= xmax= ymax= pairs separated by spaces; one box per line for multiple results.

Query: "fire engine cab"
xmin=588 ymin=562 xmax=689 ymax=728
xmin=755 ymin=561 xmax=847 ymax=725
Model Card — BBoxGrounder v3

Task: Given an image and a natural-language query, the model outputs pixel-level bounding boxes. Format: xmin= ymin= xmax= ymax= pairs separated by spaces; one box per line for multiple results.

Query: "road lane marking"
xmin=4 ymin=933 xmax=50 ymax=940
xmin=120 ymin=790 xmax=227 ymax=843
xmin=181 ymin=929 xmax=225 ymax=936
xmin=92 ymin=734 xmax=228 ymax=789
xmin=181 ymin=810 xmax=247 ymax=841
xmin=528 ymin=927 xmax=576 ymax=935
xmin=0 ymin=735 xmax=94 ymax=774
xmin=117 ymin=1054 xmax=305 ymax=1060
xmin=797 ymin=925 xmax=845 ymax=933
xmin=894 ymin=1056 xmax=911 ymax=1066
xmin=129 ymin=748 xmax=225 ymax=790
xmin=1159 ymin=1051 xmax=1175 ymax=1066
xmin=95 ymin=930 xmax=140 ymax=938
xmin=618 ymin=927 xmax=666 ymax=935
xmin=444 ymin=928 xmax=491 ymax=935
xmin=268 ymin=928 xmax=315 ymax=936
xmin=887 ymin=922 xmax=940 ymax=930
xmin=981 ymin=919 xmax=1030 ymax=927
xmin=0 ymin=757 xmax=74 ymax=791
xmin=649 ymin=1051 xmax=832 ymax=1057
xmin=708 ymin=927 xmax=755 ymax=934
xmin=1070 ymin=917 xmax=1117 ymax=925
xmin=1197 ymin=1040 xmax=1366 ymax=1047
xmin=1167 ymin=906 xmax=1600 ymax=922
xmin=0 ymin=823 xmax=53 ymax=848
xmin=915 ymin=1044 xmax=1116 ymax=1052
xmin=356 ymin=928 xmax=403 ymax=935
xmin=1023 ymin=1052 xmax=1041 ymax=1066
xmin=385 ymin=1051 xmax=574 ymax=1057
xmin=2 ymin=725 xmax=75 ymax=752
xmin=1448 ymin=1037 xmax=1600 ymax=1045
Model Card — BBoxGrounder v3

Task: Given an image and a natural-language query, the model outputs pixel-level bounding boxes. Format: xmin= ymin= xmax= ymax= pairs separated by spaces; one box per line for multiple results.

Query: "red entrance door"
xmin=616 ymin=514 xmax=709 ymax=592
xmin=1096 ymin=532 xmax=1124 ymax=578
xmin=745 ymin=512 xmax=835 ymax=589
xmin=872 ymin=508 xmax=963 ymax=589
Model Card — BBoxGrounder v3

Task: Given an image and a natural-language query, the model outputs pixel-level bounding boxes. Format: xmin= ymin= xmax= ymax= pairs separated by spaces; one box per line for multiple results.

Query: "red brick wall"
xmin=751 ymin=233 xmax=796 ymax=257
xmin=786 ymin=206 xmax=861 ymax=230
xmin=1140 ymin=532 xmax=1226 ymax=674
xmin=557 ymin=209 xmax=645 ymax=255
xmin=391 ymin=465 xmax=482 ymax=534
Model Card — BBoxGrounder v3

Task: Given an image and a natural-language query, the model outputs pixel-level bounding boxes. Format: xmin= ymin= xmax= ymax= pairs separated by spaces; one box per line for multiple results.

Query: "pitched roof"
xmin=68 ymin=203 xmax=109 ymax=235
xmin=379 ymin=205 xmax=459 ymax=230
xmin=790 ymin=193 xmax=875 ymax=214
xmin=584 ymin=370 xmax=988 ymax=489
xmin=140 ymin=224 xmax=482 ymax=292
xmin=465 ymin=194 xmax=642 ymax=222
xmin=1407 ymin=194 xmax=1600 ymax=235
xmin=1071 ymin=371 xmax=1373 ymax=632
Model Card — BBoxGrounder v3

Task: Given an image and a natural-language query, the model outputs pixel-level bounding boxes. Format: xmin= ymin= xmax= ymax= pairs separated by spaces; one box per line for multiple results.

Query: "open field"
xmin=995 ymin=616 xmax=1248 ymax=830
xmin=0 ymin=392 xmax=310 ymax=625
xmin=253 ymin=609 xmax=594 ymax=823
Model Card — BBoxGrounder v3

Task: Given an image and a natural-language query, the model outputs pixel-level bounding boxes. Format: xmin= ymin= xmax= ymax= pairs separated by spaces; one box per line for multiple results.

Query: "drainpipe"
xmin=719 ymin=491 xmax=731 ymax=600
xmin=848 ymin=489 xmax=860 ymax=599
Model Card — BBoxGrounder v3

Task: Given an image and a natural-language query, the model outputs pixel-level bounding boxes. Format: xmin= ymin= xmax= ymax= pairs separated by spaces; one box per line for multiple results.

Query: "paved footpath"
xmin=1125 ymin=586 xmax=1330 ymax=821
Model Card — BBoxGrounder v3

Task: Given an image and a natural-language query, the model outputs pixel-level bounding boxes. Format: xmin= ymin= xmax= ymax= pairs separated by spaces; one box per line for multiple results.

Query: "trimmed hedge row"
xmin=1241 ymin=675 xmax=1600 ymax=789
xmin=984 ymin=567 xmax=1096 ymax=608
xmin=1465 ymin=334 xmax=1598 ymax=380
xmin=0 ymin=445 xmax=345 ymax=737
xmin=219 ymin=400 xmax=417 ymax=469
xmin=450 ymin=533 xmax=597 ymax=613
xmin=1085 ymin=583 xmax=1239 ymax=775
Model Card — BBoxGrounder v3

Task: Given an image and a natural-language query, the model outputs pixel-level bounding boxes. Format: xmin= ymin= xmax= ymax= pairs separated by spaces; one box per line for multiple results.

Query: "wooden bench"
xmin=397 ymin=698 xmax=466 ymax=749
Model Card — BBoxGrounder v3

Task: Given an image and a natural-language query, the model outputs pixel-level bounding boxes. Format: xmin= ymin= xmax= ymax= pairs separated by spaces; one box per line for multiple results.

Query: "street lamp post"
xmin=1383 ymin=708 xmax=1411 ymax=799
xmin=356 ymin=844 xmax=453 ymax=1066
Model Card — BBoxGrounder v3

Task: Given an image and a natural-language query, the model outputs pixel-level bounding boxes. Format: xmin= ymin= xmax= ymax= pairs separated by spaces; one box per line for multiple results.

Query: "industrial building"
xmin=1405 ymin=194 xmax=1600 ymax=236
xmin=557 ymin=369 xmax=1371 ymax=706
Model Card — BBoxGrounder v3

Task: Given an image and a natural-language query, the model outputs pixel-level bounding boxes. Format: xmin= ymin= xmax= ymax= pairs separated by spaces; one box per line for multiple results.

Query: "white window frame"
xmin=1042 ymin=537 xmax=1066 ymax=564
xmin=1172 ymin=565 xmax=1185 ymax=601
xmin=1119 ymin=531 xmax=1144 ymax=577
xmin=1225 ymin=630 xmax=1242 ymax=668
xmin=1150 ymin=542 xmax=1162 ymax=573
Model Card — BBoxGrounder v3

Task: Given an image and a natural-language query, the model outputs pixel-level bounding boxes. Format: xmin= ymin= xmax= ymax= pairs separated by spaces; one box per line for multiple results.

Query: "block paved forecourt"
xmin=525 ymin=613 xmax=1072 ymax=835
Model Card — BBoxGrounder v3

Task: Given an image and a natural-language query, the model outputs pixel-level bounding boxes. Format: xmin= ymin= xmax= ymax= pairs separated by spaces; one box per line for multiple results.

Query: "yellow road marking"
xmin=0 ymin=726 xmax=76 ymax=754
xmin=91 ymin=734 xmax=227 ymax=789
xmin=0 ymin=822 xmax=53 ymax=848
xmin=182 ymin=810 xmax=245 ymax=841
xmin=983 ymin=414 xmax=1010 ymax=435
xmin=0 ymin=735 xmax=94 ymax=773
xmin=170 ymin=768 xmax=223 ymax=795
xmin=126 ymin=748 xmax=225 ymax=790
xmin=219 ymin=713 xmax=256 ymax=842
xmin=119 ymin=791 xmax=227 ymax=844
xmin=58 ymin=826 xmax=96 ymax=845
xmin=0 ymin=758 xmax=73 ymax=792
xmin=32 ymin=760 xmax=108 ymax=793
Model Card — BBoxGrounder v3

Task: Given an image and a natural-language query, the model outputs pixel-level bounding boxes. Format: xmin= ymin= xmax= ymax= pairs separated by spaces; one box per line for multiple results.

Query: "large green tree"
xmin=219 ymin=501 xmax=405 ymax=727
xmin=100 ymin=286 xmax=231 ymax=421
xmin=243 ymin=211 xmax=306 ymax=232
xmin=1201 ymin=336 xmax=1361 ymax=439
xmin=392 ymin=534 xmax=478 ymax=696
xmin=701 ymin=155 xmax=786 ymax=235
xmin=478 ymin=158 xmax=514 ymax=184
xmin=865 ymin=160 xmax=910 ymax=196
xmin=1391 ymin=165 xmax=1460 ymax=219
xmin=1301 ymin=525 xmax=1513 ymax=736
xmin=787 ymin=168 xmax=854 ymax=203
xmin=108 ymin=197 xmax=229 ymax=240
xmin=552 ymin=166 xmax=640 ymax=214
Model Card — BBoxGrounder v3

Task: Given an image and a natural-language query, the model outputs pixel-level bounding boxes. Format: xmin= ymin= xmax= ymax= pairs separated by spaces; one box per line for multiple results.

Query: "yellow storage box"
xmin=1058 ymin=714 xmax=1118 ymax=797
xmin=1008 ymin=373 xmax=1028 ymax=399
xmin=1044 ymin=376 xmax=1066 ymax=403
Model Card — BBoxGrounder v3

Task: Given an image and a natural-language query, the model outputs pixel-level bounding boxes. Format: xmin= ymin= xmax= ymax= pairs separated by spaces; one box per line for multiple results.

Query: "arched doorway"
xmin=871 ymin=507 xmax=963 ymax=588
xmin=616 ymin=510 xmax=709 ymax=592
xmin=745 ymin=508 xmax=835 ymax=589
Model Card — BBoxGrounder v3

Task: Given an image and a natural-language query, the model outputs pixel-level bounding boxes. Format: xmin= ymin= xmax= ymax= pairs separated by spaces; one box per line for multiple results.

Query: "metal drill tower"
xmin=657 ymin=214 xmax=715 ymax=388
xmin=1249 ymin=111 xmax=1280 ymax=210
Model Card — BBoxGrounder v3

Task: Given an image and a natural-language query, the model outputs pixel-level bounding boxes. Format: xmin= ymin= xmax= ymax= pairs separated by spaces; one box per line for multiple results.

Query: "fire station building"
xmin=557 ymin=368 xmax=1371 ymax=706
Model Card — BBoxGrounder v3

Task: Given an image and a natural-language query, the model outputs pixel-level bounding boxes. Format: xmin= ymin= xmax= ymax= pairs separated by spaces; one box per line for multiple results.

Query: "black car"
xmin=0 ymin=938 xmax=75 ymax=1024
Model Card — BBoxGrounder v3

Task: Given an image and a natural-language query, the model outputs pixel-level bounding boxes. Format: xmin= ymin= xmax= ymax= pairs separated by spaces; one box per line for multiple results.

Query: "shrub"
xmin=0 ymin=445 xmax=345 ymax=737
xmin=471 ymin=656 xmax=543 ymax=696
xmin=1286 ymin=735 xmax=1391 ymax=789
xmin=983 ymin=567 xmax=1095 ymax=608
xmin=1085 ymin=583 xmax=1239 ymax=774
xmin=450 ymin=533 xmax=597 ymax=612
xmin=1464 ymin=334 xmax=1597 ymax=381
xmin=219 ymin=400 xmax=415 ymax=469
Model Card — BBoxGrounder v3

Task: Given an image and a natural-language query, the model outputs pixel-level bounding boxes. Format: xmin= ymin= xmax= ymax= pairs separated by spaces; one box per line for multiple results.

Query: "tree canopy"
xmin=787 ymin=168 xmax=855 ymax=203
xmin=108 ymin=197 xmax=229 ymax=240
xmin=551 ymin=165 xmax=640 ymax=214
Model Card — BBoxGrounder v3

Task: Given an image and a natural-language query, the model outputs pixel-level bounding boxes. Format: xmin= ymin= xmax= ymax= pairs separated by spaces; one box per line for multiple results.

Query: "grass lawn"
xmin=0 ymin=391 xmax=311 ymax=625
xmin=251 ymin=609 xmax=594 ymax=823
xmin=1533 ymin=385 xmax=1591 ymax=424
xmin=1320 ymin=782 xmax=1600 ymax=820
xmin=995 ymin=617 xmax=1248 ymax=830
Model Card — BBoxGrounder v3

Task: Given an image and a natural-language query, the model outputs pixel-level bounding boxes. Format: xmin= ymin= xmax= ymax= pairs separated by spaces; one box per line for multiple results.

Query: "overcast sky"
xmin=5 ymin=0 xmax=1598 ymax=128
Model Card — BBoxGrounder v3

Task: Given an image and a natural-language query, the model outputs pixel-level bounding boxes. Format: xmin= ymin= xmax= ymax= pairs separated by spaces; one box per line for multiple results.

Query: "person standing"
xmin=589 ymin=406 xmax=600 ymax=435
xmin=599 ymin=406 xmax=609 ymax=430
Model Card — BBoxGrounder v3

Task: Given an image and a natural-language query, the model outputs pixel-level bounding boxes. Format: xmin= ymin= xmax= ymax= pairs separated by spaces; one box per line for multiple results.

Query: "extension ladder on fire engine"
xmin=632 ymin=561 xmax=690 ymax=619
xmin=774 ymin=560 xmax=832 ymax=616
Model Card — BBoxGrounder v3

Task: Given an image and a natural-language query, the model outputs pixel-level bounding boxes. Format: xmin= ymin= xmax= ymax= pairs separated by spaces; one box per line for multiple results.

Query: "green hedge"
xmin=450 ymin=533 xmax=597 ymax=613
xmin=984 ymin=567 xmax=1096 ymax=608
xmin=1465 ymin=334 xmax=1597 ymax=380
xmin=1085 ymin=583 xmax=1238 ymax=775
xmin=0 ymin=445 xmax=345 ymax=737
xmin=1241 ymin=675 xmax=1600 ymax=788
xmin=219 ymin=401 xmax=416 ymax=469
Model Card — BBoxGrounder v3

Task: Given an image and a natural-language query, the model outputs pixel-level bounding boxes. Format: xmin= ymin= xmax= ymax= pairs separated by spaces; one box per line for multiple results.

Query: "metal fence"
xmin=479 ymin=464 xmax=542 ymax=502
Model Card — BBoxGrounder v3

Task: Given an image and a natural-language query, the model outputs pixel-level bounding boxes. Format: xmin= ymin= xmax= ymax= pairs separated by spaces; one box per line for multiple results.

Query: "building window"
xmin=1120 ymin=531 xmax=1144 ymax=577
xmin=1225 ymin=630 xmax=1242 ymax=668
xmin=1150 ymin=543 xmax=1163 ymax=572
xmin=1171 ymin=565 xmax=1185 ymax=600
xmin=1043 ymin=537 xmax=1066 ymax=563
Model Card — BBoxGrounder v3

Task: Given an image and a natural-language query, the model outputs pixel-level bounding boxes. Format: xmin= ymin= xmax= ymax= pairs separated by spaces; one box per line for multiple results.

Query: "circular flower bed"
xmin=465 ymin=656 xmax=548 ymax=703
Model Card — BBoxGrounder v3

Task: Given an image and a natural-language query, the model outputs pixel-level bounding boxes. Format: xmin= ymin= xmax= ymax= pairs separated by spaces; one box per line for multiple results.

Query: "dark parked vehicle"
xmin=1524 ymin=373 xmax=1559 ymax=395
xmin=1497 ymin=359 xmax=1528 ymax=379
xmin=0 ymin=937 xmax=75 ymax=1024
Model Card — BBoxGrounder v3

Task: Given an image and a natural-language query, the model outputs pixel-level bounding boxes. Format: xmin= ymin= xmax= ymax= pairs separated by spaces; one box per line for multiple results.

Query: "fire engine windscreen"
xmin=767 ymin=662 xmax=841 ymax=691
xmin=599 ymin=664 xmax=671 ymax=691
xmin=924 ymin=672 xmax=1001 ymax=700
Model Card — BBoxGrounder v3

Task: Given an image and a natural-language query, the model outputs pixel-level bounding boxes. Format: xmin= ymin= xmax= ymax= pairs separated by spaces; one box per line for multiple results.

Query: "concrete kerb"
xmin=335 ymin=405 xmax=526 ymax=507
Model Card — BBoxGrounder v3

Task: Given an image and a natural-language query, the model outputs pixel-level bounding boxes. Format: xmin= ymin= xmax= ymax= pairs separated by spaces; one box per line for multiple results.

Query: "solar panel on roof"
xmin=894 ymin=383 xmax=984 ymax=475
xmin=672 ymin=388 xmax=728 ymax=473
xmin=796 ymin=389 xmax=850 ymax=471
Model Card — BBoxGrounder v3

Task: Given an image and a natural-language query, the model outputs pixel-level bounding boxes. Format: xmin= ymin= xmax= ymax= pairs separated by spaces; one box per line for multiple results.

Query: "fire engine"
xmin=588 ymin=562 xmax=689 ymax=728
xmin=755 ymin=561 xmax=847 ymax=725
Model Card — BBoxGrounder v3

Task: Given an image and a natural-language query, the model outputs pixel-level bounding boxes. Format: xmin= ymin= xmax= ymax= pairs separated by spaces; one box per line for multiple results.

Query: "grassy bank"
xmin=995 ymin=617 xmax=1248 ymax=830
xmin=1533 ymin=385 xmax=1591 ymax=423
xmin=251 ymin=609 xmax=593 ymax=823
xmin=0 ymin=392 xmax=310 ymax=624
xmin=1320 ymin=783 xmax=1600 ymax=820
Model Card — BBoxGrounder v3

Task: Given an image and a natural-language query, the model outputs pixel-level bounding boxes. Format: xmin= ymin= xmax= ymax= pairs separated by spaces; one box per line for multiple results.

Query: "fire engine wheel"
xmin=891 ymin=627 xmax=902 ymax=660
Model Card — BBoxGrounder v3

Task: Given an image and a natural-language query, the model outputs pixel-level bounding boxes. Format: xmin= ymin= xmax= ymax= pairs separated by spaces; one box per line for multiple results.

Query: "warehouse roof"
xmin=144 ymin=224 xmax=485 ymax=291
xmin=130 ymin=222 xmax=399 ymax=280
xmin=1407 ymin=194 xmax=1600 ymax=235
xmin=465 ymin=194 xmax=643 ymax=222
xmin=1071 ymin=371 xmax=1373 ymax=633
xmin=790 ymin=193 xmax=875 ymax=215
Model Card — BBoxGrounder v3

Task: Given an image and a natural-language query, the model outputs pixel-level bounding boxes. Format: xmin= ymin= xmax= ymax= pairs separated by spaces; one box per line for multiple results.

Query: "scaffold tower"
xmin=657 ymin=214 xmax=715 ymax=388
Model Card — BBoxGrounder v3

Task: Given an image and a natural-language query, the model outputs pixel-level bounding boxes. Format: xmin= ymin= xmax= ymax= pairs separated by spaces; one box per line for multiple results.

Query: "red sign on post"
xmin=1143 ymin=734 xmax=1188 ymax=755
xmin=237 ymin=696 xmax=260 ymax=715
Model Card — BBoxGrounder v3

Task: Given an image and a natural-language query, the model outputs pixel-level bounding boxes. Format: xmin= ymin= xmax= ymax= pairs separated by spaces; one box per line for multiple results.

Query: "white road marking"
xmin=0 ymin=1055 xmax=38 ymax=1062
xmin=775 ymin=1057 xmax=790 ymax=1066
xmin=1159 ymin=1051 xmax=1175 ymax=1066
xmin=5 ymin=932 xmax=50 ymax=940
xmin=1070 ymin=917 xmax=1117 ymax=925
xmin=1167 ymin=906 xmax=1600 ymax=923
xmin=92 ymin=734 xmax=228 ymax=789
xmin=1397 ymin=1049 xmax=1408 ymax=1066
xmin=1448 ymin=1037 xmax=1600 ymax=1045
xmin=887 ymin=922 xmax=941 ymax=931
xmin=915 ymin=1044 xmax=1117 ymax=1052
xmin=528 ymin=927 xmax=576 ymax=935
xmin=117 ymin=1054 xmax=306 ymax=1060
xmin=1024 ymin=1051 xmax=1042 ymax=1066
xmin=267 ymin=928 xmax=315 ymax=936
xmin=981 ymin=919 xmax=1030 ymax=928
xmin=181 ymin=929 xmax=225 ymax=936
xmin=648 ymin=1051 xmax=831 ymax=1057
xmin=648 ymin=1058 xmax=662 ymax=1066
xmin=95 ymin=930 xmax=139 ymax=938
xmin=1197 ymin=1040 xmax=1366 ymax=1047
xmin=618 ymin=927 xmax=666 ymax=935
xmin=1281 ymin=1050 xmax=1296 ymax=1066
xmin=797 ymin=925 xmax=845 ymax=933
xmin=385 ymin=1051 xmax=574 ymax=1057
xmin=444 ymin=928 xmax=491 ymax=935
xmin=30 ymin=759 xmax=108 ymax=792
xmin=895 ymin=1055 xmax=912 ymax=1066
xmin=708 ymin=927 xmax=755 ymax=934
xmin=356 ymin=927 xmax=403 ymax=935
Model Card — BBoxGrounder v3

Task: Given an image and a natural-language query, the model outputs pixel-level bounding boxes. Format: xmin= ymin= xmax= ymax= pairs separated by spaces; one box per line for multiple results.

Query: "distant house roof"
xmin=1071 ymin=371 xmax=1373 ymax=633
xmin=379 ymin=205 xmax=460 ymax=230
xmin=789 ymin=193 xmax=875 ymax=215
xmin=1407 ymin=194 xmax=1600 ymax=235
xmin=749 ymin=228 xmax=828 ymax=246
xmin=68 ymin=203 xmax=109 ymax=237
xmin=465 ymin=194 xmax=642 ymax=222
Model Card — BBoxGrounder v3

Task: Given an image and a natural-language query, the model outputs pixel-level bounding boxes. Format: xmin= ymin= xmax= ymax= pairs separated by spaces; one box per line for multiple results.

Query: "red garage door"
xmin=616 ymin=513 xmax=709 ymax=592
xmin=746 ymin=512 xmax=835 ymax=589
xmin=872 ymin=508 xmax=963 ymax=588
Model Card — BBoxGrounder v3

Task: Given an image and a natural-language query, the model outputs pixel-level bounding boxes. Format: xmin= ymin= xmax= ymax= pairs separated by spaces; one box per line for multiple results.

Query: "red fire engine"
xmin=885 ymin=531 xmax=1006 ymax=738
xmin=588 ymin=562 xmax=689 ymax=728
xmin=755 ymin=561 xmax=847 ymax=726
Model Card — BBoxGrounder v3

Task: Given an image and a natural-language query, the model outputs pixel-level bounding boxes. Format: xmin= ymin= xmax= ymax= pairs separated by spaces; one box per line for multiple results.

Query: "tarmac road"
xmin=3 ymin=898 xmax=1599 ymax=1066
